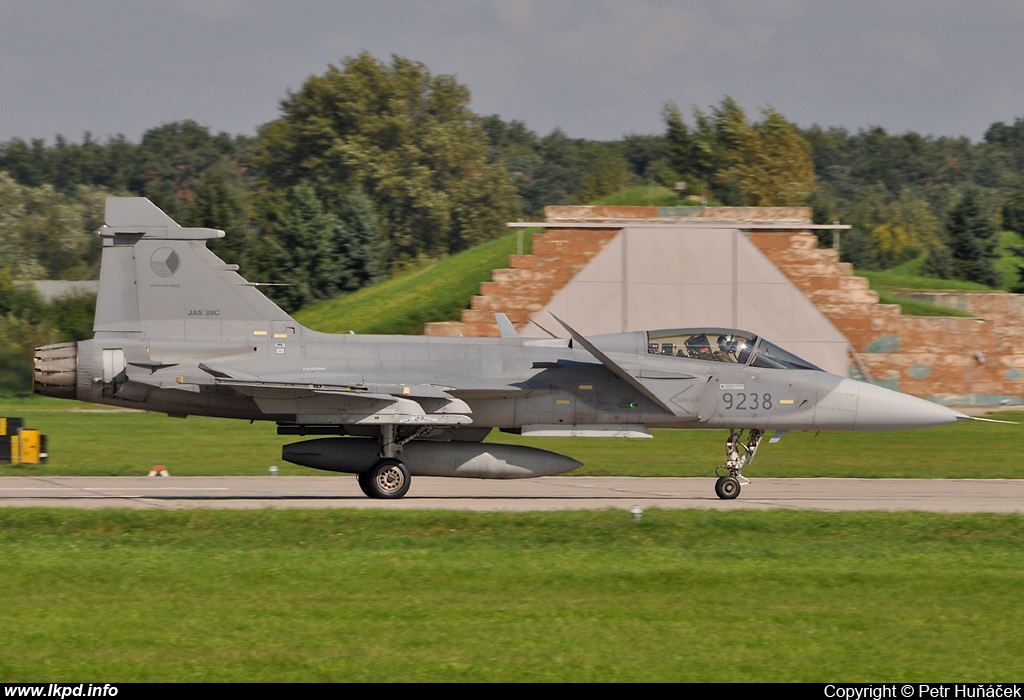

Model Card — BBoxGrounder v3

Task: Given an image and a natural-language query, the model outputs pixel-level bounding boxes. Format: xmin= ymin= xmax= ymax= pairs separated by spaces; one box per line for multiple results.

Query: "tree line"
xmin=3 ymin=52 xmax=1024 ymax=392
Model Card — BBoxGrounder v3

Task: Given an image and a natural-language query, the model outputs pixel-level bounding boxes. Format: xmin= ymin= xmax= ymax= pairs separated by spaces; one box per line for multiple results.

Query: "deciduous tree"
xmin=673 ymin=98 xmax=815 ymax=206
xmin=254 ymin=53 xmax=518 ymax=262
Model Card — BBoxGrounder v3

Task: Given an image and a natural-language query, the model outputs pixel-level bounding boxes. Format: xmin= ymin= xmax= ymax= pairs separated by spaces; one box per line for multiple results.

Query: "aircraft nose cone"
xmin=847 ymin=379 xmax=968 ymax=431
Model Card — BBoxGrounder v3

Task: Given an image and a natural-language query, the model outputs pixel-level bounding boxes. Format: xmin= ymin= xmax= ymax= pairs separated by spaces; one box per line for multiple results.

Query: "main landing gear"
xmin=357 ymin=424 xmax=427 ymax=499
xmin=714 ymin=428 xmax=764 ymax=500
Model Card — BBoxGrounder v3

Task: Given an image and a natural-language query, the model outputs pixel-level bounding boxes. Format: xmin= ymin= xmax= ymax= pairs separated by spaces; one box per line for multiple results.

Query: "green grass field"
xmin=0 ymin=508 xmax=1021 ymax=682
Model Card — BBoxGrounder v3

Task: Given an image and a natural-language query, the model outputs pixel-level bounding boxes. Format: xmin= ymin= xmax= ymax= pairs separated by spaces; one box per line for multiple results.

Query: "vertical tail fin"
xmin=94 ymin=197 xmax=297 ymax=341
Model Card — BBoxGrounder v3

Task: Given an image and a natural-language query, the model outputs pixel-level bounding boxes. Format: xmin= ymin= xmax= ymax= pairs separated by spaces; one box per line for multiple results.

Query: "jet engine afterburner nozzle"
xmin=33 ymin=342 xmax=79 ymax=400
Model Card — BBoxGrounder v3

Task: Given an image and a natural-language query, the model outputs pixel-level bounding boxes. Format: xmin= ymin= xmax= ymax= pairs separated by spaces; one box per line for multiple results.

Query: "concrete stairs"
xmin=747 ymin=230 xmax=902 ymax=350
xmin=747 ymin=229 xmax=1023 ymax=403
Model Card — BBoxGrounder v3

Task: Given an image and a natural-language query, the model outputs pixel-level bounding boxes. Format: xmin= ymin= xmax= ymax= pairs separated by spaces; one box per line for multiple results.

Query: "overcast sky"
xmin=3 ymin=0 xmax=1024 ymax=145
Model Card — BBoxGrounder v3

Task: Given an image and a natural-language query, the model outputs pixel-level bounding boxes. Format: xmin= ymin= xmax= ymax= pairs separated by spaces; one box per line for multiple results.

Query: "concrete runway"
xmin=1 ymin=475 xmax=1022 ymax=513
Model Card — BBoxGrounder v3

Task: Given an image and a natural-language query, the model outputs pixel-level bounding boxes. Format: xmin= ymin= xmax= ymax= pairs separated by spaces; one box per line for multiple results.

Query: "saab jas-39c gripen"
xmin=34 ymin=198 xmax=980 ymax=500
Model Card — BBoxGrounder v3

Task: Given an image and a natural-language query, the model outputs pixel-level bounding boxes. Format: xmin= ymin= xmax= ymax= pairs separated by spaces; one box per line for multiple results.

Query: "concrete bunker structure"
xmin=426 ymin=206 xmax=1024 ymax=407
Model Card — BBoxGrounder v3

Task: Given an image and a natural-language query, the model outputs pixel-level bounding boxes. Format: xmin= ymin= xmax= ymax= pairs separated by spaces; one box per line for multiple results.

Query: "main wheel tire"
xmin=357 ymin=471 xmax=378 ymax=498
xmin=359 ymin=458 xmax=411 ymax=499
xmin=715 ymin=475 xmax=741 ymax=500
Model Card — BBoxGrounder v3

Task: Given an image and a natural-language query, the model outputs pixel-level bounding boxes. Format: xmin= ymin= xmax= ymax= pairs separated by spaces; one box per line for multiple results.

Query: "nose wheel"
xmin=714 ymin=428 xmax=762 ymax=499
xmin=715 ymin=475 xmax=741 ymax=499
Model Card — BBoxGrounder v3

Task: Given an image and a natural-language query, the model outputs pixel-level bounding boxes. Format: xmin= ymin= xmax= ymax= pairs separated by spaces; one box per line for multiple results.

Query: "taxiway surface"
xmin=1 ymin=476 xmax=1021 ymax=513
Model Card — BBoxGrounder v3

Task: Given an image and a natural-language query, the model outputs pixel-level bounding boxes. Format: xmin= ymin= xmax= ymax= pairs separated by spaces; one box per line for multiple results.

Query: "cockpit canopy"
xmin=646 ymin=329 xmax=821 ymax=371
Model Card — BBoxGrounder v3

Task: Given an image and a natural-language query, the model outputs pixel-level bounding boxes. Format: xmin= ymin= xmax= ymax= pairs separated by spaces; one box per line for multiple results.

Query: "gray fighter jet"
xmin=34 ymin=198 xmax=975 ymax=499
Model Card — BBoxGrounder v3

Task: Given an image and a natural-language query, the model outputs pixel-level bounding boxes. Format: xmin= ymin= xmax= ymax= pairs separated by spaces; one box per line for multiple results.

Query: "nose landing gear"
xmin=714 ymin=428 xmax=763 ymax=499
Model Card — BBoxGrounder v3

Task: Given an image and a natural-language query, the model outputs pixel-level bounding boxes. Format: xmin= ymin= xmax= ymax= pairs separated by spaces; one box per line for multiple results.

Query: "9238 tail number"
xmin=722 ymin=392 xmax=772 ymax=411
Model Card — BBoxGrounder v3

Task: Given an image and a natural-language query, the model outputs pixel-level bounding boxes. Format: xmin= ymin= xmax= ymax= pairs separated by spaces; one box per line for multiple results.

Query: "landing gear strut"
xmin=714 ymin=428 xmax=764 ymax=500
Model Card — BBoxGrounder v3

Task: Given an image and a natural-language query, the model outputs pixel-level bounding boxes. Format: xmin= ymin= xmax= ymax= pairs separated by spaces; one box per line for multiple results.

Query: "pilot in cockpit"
xmin=715 ymin=334 xmax=736 ymax=362
xmin=716 ymin=334 xmax=752 ymax=363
